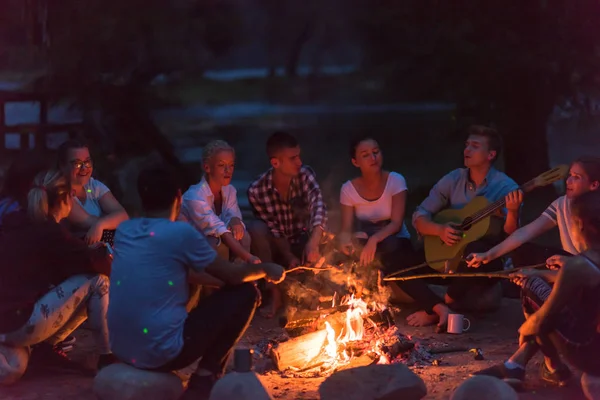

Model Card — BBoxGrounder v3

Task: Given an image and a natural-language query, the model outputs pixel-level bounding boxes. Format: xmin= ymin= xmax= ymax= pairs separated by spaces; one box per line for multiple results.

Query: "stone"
xmin=582 ymin=373 xmax=600 ymax=400
xmin=93 ymin=363 xmax=184 ymax=400
xmin=450 ymin=376 xmax=518 ymax=400
xmin=319 ymin=363 xmax=427 ymax=400
xmin=209 ymin=371 xmax=274 ymax=400
xmin=0 ymin=344 xmax=29 ymax=386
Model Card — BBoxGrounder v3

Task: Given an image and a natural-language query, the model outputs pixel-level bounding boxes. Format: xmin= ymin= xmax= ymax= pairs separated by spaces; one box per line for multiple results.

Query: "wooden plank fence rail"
xmin=0 ymin=91 xmax=84 ymax=153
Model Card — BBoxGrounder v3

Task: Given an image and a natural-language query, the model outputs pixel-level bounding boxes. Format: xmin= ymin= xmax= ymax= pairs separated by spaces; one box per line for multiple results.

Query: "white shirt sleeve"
xmin=340 ymin=182 xmax=354 ymax=206
xmin=181 ymin=193 xmax=230 ymax=237
xmin=388 ymin=172 xmax=408 ymax=196
xmin=221 ymin=186 xmax=245 ymax=229
xmin=91 ymin=178 xmax=111 ymax=200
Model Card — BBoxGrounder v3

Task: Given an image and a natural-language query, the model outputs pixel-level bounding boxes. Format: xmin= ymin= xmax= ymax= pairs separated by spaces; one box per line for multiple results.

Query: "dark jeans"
xmin=151 ymin=283 xmax=260 ymax=376
xmin=353 ymin=219 xmax=409 ymax=274
xmin=521 ymin=276 xmax=600 ymax=375
xmin=392 ymin=239 xmax=504 ymax=313
xmin=247 ymin=220 xmax=307 ymax=266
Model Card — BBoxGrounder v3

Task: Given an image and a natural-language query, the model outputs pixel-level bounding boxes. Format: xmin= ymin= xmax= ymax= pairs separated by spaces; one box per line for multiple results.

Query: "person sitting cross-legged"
xmin=472 ymin=189 xmax=600 ymax=388
xmin=107 ymin=165 xmax=286 ymax=399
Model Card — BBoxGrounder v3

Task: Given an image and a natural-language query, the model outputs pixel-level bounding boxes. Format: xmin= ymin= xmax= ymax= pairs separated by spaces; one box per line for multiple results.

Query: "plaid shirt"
xmin=247 ymin=166 xmax=327 ymax=242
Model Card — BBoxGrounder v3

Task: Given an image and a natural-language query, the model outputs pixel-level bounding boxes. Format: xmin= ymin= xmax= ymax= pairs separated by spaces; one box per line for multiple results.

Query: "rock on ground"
xmin=0 ymin=345 xmax=29 ymax=386
xmin=319 ymin=363 xmax=427 ymax=400
xmin=450 ymin=375 xmax=518 ymax=400
xmin=209 ymin=372 xmax=274 ymax=400
xmin=93 ymin=363 xmax=184 ymax=400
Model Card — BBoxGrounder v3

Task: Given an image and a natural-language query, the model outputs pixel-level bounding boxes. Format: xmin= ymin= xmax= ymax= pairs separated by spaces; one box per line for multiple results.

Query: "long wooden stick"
xmin=383 ymin=263 xmax=547 ymax=281
xmin=384 ymin=257 xmax=462 ymax=279
xmin=287 ymin=265 xmax=336 ymax=273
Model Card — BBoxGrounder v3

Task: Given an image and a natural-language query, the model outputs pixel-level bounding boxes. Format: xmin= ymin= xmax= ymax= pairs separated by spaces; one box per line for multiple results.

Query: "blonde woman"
xmin=0 ymin=170 xmax=116 ymax=376
xmin=179 ymin=140 xmax=260 ymax=263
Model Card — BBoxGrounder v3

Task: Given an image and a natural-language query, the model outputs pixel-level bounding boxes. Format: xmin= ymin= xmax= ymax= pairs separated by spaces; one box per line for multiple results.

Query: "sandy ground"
xmin=0 ymin=297 xmax=589 ymax=400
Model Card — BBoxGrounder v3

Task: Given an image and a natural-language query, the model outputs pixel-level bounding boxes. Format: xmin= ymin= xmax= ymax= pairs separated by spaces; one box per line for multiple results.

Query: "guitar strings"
xmin=459 ymin=168 xmax=565 ymax=229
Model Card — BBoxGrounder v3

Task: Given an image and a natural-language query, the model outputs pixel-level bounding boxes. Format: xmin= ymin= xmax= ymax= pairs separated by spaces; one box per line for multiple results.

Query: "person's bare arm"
xmin=96 ymin=192 xmax=129 ymax=229
xmin=488 ymin=215 xmax=555 ymax=259
xmin=220 ymin=231 xmax=255 ymax=262
xmin=188 ymin=270 xmax=225 ymax=287
xmin=204 ymin=257 xmax=284 ymax=285
xmin=68 ymin=201 xmax=99 ymax=228
xmin=371 ymin=191 xmax=407 ymax=243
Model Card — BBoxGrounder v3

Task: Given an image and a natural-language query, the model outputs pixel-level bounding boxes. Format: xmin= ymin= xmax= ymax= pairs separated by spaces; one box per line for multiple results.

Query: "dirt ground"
xmin=0 ymin=296 xmax=590 ymax=400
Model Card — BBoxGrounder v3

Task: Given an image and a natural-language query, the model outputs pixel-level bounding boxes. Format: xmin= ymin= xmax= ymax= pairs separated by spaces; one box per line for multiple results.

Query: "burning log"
xmin=271 ymin=329 xmax=329 ymax=371
xmin=281 ymin=306 xmax=350 ymax=331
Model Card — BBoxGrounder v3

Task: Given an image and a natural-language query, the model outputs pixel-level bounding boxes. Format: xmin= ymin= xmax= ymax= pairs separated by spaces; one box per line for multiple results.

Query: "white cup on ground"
xmin=447 ymin=313 xmax=471 ymax=334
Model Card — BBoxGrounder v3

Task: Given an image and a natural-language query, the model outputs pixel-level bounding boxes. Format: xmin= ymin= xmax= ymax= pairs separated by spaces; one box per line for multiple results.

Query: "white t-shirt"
xmin=340 ymin=171 xmax=410 ymax=239
xmin=108 ymin=218 xmax=217 ymax=369
xmin=541 ymin=195 xmax=584 ymax=255
xmin=75 ymin=178 xmax=110 ymax=217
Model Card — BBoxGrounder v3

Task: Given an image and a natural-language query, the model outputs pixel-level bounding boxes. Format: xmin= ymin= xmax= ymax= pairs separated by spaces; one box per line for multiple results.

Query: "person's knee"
xmin=247 ymin=220 xmax=269 ymax=238
xmin=377 ymin=236 xmax=400 ymax=255
xmin=206 ymin=235 xmax=220 ymax=250
xmin=239 ymin=231 xmax=251 ymax=251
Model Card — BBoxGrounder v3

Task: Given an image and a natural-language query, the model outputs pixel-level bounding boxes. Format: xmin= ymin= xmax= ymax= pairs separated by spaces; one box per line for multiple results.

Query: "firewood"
xmin=271 ymin=330 xmax=329 ymax=371
xmin=281 ymin=306 xmax=349 ymax=330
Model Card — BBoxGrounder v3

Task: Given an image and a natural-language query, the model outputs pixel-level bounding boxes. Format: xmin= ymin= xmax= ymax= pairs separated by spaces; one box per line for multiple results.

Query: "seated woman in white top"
xmin=339 ymin=136 xmax=412 ymax=272
xmin=58 ymin=139 xmax=129 ymax=244
xmin=179 ymin=140 xmax=260 ymax=263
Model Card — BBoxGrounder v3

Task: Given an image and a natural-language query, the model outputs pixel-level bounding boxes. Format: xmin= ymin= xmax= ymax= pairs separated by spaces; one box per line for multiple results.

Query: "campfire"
xmin=262 ymin=253 xmax=433 ymax=378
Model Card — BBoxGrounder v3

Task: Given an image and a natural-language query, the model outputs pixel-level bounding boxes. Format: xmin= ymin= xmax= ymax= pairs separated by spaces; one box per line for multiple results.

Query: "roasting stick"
xmin=383 ymin=262 xmax=548 ymax=281
xmin=286 ymin=257 xmax=334 ymax=274
xmin=383 ymin=257 xmax=467 ymax=279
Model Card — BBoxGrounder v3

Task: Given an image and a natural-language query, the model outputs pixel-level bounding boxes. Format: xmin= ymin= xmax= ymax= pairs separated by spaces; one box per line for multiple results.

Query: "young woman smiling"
xmin=57 ymin=140 xmax=128 ymax=244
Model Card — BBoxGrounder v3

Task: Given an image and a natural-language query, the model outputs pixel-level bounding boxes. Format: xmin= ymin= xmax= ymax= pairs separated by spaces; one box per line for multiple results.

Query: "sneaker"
xmin=55 ymin=336 xmax=77 ymax=353
xmin=471 ymin=363 xmax=525 ymax=387
xmin=540 ymin=362 xmax=572 ymax=387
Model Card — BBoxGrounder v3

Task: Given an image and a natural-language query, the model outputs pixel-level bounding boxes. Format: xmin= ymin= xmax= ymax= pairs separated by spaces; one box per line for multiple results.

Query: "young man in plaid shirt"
xmin=247 ymin=131 xmax=328 ymax=317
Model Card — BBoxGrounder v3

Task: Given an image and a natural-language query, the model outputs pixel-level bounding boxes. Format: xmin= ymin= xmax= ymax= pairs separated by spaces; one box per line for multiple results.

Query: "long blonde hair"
xmin=27 ymin=170 xmax=71 ymax=222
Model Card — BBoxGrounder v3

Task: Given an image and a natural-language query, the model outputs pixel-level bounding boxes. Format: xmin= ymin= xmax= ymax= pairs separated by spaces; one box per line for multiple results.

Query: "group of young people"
xmin=0 ymin=126 xmax=599 ymax=397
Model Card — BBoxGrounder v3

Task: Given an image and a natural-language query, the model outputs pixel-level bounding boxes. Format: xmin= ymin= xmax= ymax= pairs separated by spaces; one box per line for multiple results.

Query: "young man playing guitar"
xmin=399 ymin=125 xmax=523 ymax=331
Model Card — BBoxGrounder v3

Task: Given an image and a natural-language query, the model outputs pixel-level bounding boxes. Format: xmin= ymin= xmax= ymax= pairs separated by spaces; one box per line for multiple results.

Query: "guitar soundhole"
xmin=462 ymin=217 xmax=473 ymax=231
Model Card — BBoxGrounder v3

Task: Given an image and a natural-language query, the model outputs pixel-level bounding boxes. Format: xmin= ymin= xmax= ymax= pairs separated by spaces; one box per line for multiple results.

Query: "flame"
xmin=324 ymin=322 xmax=337 ymax=358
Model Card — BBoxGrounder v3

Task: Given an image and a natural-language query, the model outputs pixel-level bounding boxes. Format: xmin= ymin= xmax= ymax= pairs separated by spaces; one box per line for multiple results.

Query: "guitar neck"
xmin=460 ymin=179 xmax=536 ymax=229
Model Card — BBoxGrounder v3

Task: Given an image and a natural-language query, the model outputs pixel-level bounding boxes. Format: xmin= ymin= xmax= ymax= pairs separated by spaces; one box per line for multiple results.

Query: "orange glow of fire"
xmin=320 ymin=295 xmax=385 ymax=368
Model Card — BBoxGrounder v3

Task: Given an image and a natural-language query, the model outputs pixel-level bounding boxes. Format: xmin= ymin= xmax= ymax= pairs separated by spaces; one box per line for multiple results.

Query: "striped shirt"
xmin=541 ymin=195 xmax=584 ymax=254
xmin=247 ymin=166 xmax=327 ymax=242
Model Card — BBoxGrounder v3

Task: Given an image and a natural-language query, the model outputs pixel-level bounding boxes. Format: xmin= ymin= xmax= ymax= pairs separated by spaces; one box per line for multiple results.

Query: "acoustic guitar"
xmin=424 ymin=165 xmax=569 ymax=272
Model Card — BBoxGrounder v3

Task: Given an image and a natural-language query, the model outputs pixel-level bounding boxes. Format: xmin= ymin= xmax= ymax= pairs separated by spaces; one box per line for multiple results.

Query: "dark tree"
xmin=354 ymin=0 xmax=600 ymax=182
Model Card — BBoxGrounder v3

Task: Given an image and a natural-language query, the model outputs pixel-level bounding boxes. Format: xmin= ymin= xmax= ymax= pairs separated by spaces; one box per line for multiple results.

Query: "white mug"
xmin=447 ymin=313 xmax=471 ymax=334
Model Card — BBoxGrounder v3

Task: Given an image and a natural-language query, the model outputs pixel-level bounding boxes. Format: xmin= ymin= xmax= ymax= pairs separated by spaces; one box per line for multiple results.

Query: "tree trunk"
xmin=286 ymin=21 xmax=314 ymax=78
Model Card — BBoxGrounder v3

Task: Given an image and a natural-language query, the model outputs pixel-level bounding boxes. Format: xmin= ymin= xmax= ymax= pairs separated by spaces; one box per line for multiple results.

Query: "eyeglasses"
xmin=70 ymin=159 xmax=93 ymax=169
